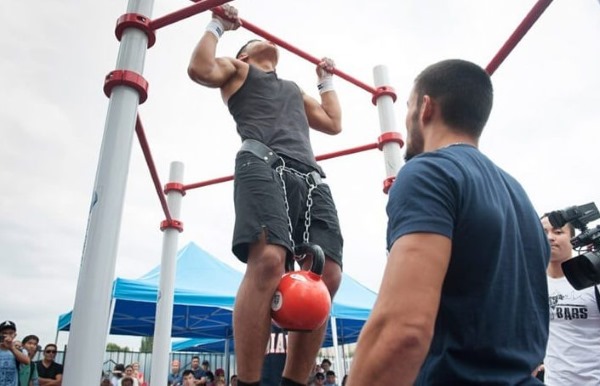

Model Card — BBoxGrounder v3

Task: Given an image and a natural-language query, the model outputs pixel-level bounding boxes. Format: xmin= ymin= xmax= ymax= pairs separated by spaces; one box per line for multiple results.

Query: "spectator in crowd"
xmin=101 ymin=378 xmax=112 ymax=386
xmin=214 ymin=380 xmax=226 ymax=386
xmin=309 ymin=372 xmax=325 ymax=386
xmin=119 ymin=365 xmax=139 ymax=386
xmin=201 ymin=361 xmax=214 ymax=384
xmin=131 ymin=362 xmax=145 ymax=386
xmin=19 ymin=334 xmax=40 ymax=386
xmin=0 ymin=321 xmax=30 ymax=386
xmin=120 ymin=378 xmax=134 ymax=386
xmin=36 ymin=343 xmax=63 ymax=386
xmin=346 ymin=59 xmax=549 ymax=385
xmin=541 ymin=215 xmax=600 ymax=385
xmin=324 ymin=371 xmax=337 ymax=386
xmin=319 ymin=359 xmax=331 ymax=374
xmin=182 ymin=370 xmax=196 ymax=386
xmin=215 ymin=368 xmax=225 ymax=384
xmin=110 ymin=364 xmax=125 ymax=386
xmin=168 ymin=359 xmax=183 ymax=386
xmin=229 ymin=375 xmax=238 ymax=386
xmin=190 ymin=356 xmax=206 ymax=384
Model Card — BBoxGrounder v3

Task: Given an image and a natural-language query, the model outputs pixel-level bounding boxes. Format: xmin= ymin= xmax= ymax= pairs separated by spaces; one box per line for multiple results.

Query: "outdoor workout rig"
xmin=62 ymin=0 xmax=554 ymax=385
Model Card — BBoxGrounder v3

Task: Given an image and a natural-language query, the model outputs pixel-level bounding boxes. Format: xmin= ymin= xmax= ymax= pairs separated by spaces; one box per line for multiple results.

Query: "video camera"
xmin=546 ymin=202 xmax=600 ymax=290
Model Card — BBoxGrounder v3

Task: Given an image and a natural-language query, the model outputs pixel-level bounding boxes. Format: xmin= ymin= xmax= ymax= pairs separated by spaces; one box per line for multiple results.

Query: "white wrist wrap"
xmin=206 ymin=19 xmax=225 ymax=39
xmin=317 ymin=77 xmax=334 ymax=94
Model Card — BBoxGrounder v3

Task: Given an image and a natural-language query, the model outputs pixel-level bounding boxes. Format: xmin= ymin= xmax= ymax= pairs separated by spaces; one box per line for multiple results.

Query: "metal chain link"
xmin=275 ymin=161 xmax=318 ymax=258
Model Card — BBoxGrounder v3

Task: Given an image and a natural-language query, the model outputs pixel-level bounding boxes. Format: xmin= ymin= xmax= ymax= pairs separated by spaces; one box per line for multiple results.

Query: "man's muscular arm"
xmin=187 ymin=5 xmax=240 ymax=88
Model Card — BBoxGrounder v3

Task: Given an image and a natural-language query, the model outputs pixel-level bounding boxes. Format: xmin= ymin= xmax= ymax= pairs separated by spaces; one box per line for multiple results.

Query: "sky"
xmin=0 ymin=0 xmax=599 ymax=350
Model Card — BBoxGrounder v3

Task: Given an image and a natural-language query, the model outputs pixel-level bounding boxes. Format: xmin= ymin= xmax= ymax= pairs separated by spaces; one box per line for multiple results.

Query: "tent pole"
xmin=330 ymin=316 xmax=342 ymax=376
xmin=150 ymin=161 xmax=185 ymax=386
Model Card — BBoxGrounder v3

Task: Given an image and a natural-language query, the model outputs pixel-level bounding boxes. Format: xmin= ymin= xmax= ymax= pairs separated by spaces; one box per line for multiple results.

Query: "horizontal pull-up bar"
xmin=209 ymin=4 xmax=378 ymax=95
xmin=150 ymin=0 xmax=233 ymax=31
xmin=182 ymin=142 xmax=380 ymax=191
xmin=486 ymin=0 xmax=553 ymax=75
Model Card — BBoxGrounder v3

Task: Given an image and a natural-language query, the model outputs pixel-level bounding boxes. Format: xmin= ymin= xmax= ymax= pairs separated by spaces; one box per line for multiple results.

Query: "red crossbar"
xmin=183 ymin=142 xmax=380 ymax=191
xmin=150 ymin=0 xmax=233 ymax=31
xmin=205 ymin=5 xmax=377 ymax=95
xmin=135 ymin=115 xmax=173 ymax=222
xmin=486 ymin=0 xmax=554 ymax=75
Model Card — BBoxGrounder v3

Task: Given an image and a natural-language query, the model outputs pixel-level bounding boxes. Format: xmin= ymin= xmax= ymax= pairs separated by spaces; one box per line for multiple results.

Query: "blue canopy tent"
xmin=58 ymin=242 xmax=243 ymax=338
xmin=58 ymin=242 xmax=377 ymax=356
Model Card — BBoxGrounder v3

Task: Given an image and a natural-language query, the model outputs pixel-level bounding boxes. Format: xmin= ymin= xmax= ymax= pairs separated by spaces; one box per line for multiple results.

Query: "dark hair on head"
xmin=414 ymin=59 xmax=493 ymax=138
xmin=22 ymin=335 xmax=39 ymax=345
xmin=326 ymin=370 xmax=335 ymax=376
xmin=44 ymin=343 xmax=58 ymax=350
xmin=192 ymin=355 xmax=200 ymax=361
xmin=540 ymin=214 xmax=576 ymax=237
xmin=235 ymin=39 xmax=261 ymax=59
xmin=121 ymin=377 xmax=134 ymax=386
xmin=182 ymin=369 xmax=195 ymax=378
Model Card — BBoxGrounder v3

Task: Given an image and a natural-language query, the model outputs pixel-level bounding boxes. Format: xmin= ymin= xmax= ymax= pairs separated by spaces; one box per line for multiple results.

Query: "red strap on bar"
xmin=164 ymin=182 xmax=186 ymax=196
xmin=377 ymin=132 xmax=404 ymax=150
xmin=104 ymin=70 xmax=149 ymax=103
xmin=372 ymin=86 xmax=397 ymax=106
xmin=383 ymin=176 xmax=395 ymax=195
xmin=115 ymin=13 xmax=156 ymax=48
xmin=160 ymin=219 xmax=184 ymax=232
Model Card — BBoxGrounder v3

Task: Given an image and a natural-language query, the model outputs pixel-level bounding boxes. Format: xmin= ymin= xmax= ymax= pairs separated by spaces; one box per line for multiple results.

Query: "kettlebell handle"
xmin=293 ymin=243 xmax=325 ymax=276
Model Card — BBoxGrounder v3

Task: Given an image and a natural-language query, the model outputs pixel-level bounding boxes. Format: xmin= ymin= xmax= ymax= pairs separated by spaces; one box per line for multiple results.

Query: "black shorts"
xmin=232 ymin=151 xmax=343 ymax=267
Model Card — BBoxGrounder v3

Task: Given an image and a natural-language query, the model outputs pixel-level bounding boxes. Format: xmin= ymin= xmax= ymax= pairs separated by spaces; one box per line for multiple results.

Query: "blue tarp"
xmin=58 ymin=242 xmax=376 ymax=344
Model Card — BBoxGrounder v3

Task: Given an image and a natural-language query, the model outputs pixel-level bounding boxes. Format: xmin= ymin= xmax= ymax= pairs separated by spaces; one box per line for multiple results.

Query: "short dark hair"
xmin=22 ymin=335 xmax=39 ymax=345
xmin=182 ymin=369 xmax=195 ymax=378
xmin=414 ymin=59 xmax=493 ymax=138
xmin=315 ymin=373 xmax=325 ymax=379
xmin=121 ymin=377 xmax=134 ymax=386
xmin=44 ymin=343 xmax=58 ymax=351
xmin=192 ymin=356 xmax=200 ymax=361
xmin=541 ymin=214 xmax=576 ymax=237
xmin=321 ymin=358 xmax=331 ymax=365
xmin=235 ymin=39 xmax=261 ymax=59
xmin=326 ymin=370 xmax=336 ymax=376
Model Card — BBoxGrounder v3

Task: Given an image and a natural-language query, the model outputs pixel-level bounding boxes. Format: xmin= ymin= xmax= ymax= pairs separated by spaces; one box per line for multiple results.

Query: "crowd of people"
xmin=0 ymin=322 xmax=65 ymax=386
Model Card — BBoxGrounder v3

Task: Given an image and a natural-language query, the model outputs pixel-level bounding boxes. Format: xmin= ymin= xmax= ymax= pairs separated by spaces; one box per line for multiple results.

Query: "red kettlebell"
xmin=271 ymin=243 xmax=332 ymax=332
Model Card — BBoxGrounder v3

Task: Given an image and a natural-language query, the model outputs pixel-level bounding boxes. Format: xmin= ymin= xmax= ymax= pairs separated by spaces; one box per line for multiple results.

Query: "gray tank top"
xmin=228 ymin=65 xmax=323 ymax=175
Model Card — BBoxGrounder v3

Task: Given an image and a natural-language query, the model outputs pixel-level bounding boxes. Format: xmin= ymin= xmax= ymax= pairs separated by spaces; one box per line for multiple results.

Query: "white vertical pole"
xmin=62 ymin=1 xmax=154 ymax=385
xmin=150 ymin=162 xmax=185 ymax=386
xmin=330 ymin=317 xmax=342 ymax=378
xmin=373 ymin=65 xmax=404 ymax=179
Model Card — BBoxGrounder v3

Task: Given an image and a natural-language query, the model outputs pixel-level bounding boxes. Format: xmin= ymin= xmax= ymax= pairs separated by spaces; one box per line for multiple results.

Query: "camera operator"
xmin=540 ymin=215 xmax=600 ymax=385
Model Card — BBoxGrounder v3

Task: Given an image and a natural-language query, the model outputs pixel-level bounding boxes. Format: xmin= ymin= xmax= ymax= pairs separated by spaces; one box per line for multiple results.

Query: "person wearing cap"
xmin=324 ymin=371 xmax=337 ymax=386
xmin=0 ymin=320 xmax=30 ymax=386
xmin=36 ymin=344 xmax=63 ymax=386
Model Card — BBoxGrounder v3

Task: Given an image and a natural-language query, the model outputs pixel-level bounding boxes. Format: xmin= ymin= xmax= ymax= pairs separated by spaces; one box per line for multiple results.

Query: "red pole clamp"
xmin=160 ymin=219 xmax=184 ymax=232
xmin=115 ymin=13 xmax=156 ymax=48
xmin=163 ymin=182 xmax=186 ymax=196
xmin=104 ymin=70 xmax=149 ymax=104
xmin=372 ymin=86 xmax=398 ymax=106
xmin=383 ymin=176 xmax=396 ymax=194
xmin=377 ymin=131 xmax=404 ymax=150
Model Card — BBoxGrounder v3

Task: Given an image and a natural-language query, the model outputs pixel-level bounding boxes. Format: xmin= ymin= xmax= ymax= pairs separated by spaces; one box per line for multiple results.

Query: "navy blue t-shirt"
xmin=386 ymin=144 xmax=550 ymax=385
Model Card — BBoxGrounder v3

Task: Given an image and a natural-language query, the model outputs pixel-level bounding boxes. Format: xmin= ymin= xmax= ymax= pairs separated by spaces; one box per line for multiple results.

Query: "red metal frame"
xmin=486 ymin=0 xmax=553 ymax=75
xmin=125 ymin=0 xmax=555 ymax=207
